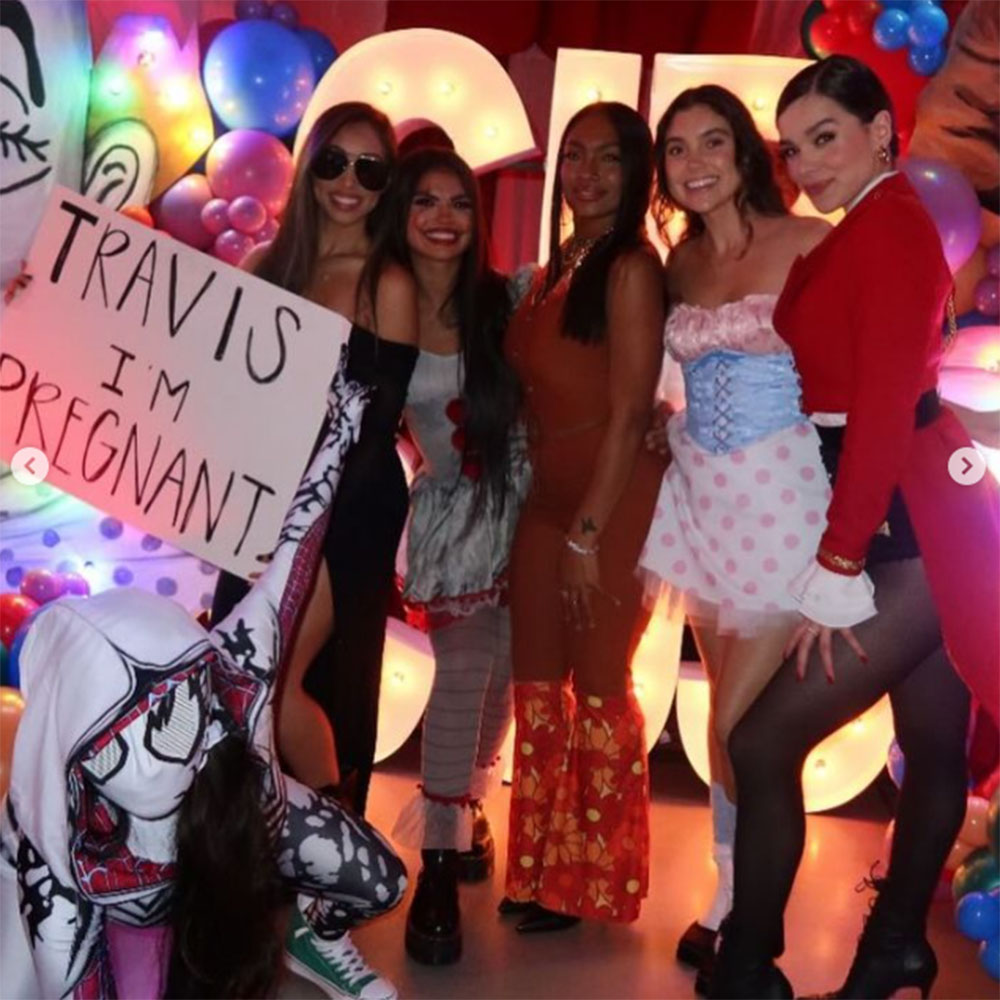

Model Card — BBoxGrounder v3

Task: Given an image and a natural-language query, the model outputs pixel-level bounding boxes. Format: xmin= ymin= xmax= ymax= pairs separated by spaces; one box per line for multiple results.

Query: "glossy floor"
xmin=283 ymin=738 xmax=995 ymax=1000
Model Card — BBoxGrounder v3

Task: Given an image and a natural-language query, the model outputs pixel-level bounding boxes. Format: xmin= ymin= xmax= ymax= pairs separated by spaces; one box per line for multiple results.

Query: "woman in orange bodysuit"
xmin=500 ymin=102 xmax=666 ymax=933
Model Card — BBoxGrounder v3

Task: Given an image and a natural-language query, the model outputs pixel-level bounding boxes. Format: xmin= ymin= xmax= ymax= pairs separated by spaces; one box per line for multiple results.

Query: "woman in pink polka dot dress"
xmin=640 ymin=86 xmax=832 ymax=972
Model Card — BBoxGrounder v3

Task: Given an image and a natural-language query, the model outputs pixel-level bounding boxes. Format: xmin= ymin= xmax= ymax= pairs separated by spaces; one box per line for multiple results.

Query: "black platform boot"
xmin=458 ymin=800 xmax=495 ymax=882
xmin=821 ymin=871 xmax=937 ymax=999
xmin=405 ymin=850 xmax=462 ymax=965
xmin=707 ymin=919 xmax=792 ymax=1000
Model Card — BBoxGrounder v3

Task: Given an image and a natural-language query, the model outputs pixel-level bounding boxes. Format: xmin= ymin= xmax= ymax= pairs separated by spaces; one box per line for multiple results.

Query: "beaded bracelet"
xmin=565 ymin=537 xmax=599 ymax=557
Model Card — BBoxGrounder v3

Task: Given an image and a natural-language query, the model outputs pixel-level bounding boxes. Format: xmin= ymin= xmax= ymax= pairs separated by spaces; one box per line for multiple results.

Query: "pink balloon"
xmin=60 ymin=572 xmax=91 ymax=597
xmin=974 ymin=276 xmax=999 ymax=318
xmin=156 ymin=174 xmax=214 ymax=250
xmin=900 ymin=157 xmax=982 ymax=275
xmin=254 ymin=215 xmax=280 ymax=244
xmin=206 ymin=130 xmax=293 ymax=216
xmin=19 ymin=568 xmax=67 ymax=605
xmin=227 ymin=195 xmax=267 ymax=234
xmin=201 ymin=198 xmax=231 ymax=236
xmin=214 ymin=228 xmax=256 ymax=266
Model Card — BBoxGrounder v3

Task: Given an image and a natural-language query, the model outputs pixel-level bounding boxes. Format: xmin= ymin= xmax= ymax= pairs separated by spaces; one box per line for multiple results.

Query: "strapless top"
xmin=666 ymin=295 xmax=806 ymax=454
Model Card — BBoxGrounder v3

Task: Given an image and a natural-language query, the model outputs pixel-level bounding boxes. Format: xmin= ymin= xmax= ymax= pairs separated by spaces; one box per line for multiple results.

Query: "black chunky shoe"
xmin=820 ymin=868 xmax=937 ymax=999
xmin=405 ymin=850 xmax=462 ymax=965
xmin=677 ymin=919 xmax=719 ymax=970
xmin=458 ymin=801 xmax=495 ymax=882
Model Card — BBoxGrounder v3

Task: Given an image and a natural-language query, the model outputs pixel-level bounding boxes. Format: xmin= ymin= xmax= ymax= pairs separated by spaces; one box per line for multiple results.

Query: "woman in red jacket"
xmin=710 ymin=56 xmax=1000 ymax=999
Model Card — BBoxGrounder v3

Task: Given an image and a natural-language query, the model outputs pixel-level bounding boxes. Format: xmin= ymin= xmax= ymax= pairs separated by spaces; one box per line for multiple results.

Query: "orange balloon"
xmin=946 ymin=835 xmax=979 ymax=873
xmin=120 ymin=205 xmax=154 ymax=228
xmin=0 ymin=686 xmax=25 ymax=800
xmin=959 ymin=795 xmax=991 ymax=848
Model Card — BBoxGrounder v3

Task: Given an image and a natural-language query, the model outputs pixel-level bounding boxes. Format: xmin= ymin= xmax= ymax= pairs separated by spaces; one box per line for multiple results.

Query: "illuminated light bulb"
xmin=439 ymin=80 xmax=456 ymax=96
xmin=377 ymin=80 xmax=393 ymax=96
xmin=137 ymin=50 xmax=154 ymax=69
xmin=484 ymin=124 xmax=499 ymax=139
xmin=189 ymin=126 xmax=212 ymax=149
xmin=852 ymin=719 xmax=865 ymax=733
xmin=392 ymin=670 xmax=405 ymax=685
xmin=751 ymin=96 xmax=767 ymax=111
xmin=140 ymin=28 xmax=165 ymax=50
xmin=105 ymin=74 xmax=127 ymax=97
xmin=814 ymin=758 xmax=827 ymax=771
xmin=162 ymin=78 xmax=190 ymax=110
xmin=586 ymin=86 xmax=603 ymax=102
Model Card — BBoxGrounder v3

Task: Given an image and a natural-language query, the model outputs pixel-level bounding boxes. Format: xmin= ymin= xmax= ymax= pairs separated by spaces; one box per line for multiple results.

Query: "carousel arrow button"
xmin=948 ymin=447 xmax=986 ymax=486
xmin=11 ymin=447 xmax=50 ymax=486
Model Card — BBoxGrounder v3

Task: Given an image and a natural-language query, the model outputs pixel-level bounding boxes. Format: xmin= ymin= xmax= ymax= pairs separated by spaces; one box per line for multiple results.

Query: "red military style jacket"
xmin=775 ymin=172 xmax=999 ymax=721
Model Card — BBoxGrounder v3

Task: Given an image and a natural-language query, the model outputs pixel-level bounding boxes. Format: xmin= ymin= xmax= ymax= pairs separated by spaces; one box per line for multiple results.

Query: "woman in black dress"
xmin=212 ymin=102 xmax=418 ymax=815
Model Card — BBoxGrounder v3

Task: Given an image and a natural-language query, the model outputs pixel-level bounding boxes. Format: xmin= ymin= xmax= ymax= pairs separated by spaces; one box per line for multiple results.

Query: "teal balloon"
xmin=0 ymin=644 xmax=7 ymax=685
xmin=954 ymin=848 xmax=1000 ymax=901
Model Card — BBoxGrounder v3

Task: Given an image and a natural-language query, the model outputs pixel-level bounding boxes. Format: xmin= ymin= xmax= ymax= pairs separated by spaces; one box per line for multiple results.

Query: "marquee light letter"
xmin=294 ymin=28 xmax=537 ymax=174
xmin=538 ymin=48 xmax=642 ymax=264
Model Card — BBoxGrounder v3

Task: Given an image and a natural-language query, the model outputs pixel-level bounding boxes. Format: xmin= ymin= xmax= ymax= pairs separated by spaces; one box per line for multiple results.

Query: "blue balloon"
xmin=298 ymin=27 xmax=338 ymax=81
xmin=908 ymin=43 xmax=946 ymax=75
xmin=908 ymin=3 xmax=948 ymax=46
xmin=957 ymin=891 xmax=1000 ymax=941
xmin=203 ymin=20 xmax=315 ymax=135
xmin=981 ymin=935 xmax=1000 ymax=980
xmin=5 ymin=626 xmax=25 ymax=688
xmin=873 ymin=9 xmax=911 ymax=50
xmin=887 ymin=739 xmax=906 ymax=788
xmin=271 ymin=1 xmax=299 ymax=27
xmin=235 ymin=0 xmax=270 ymax=19
xmin=880 ymin=0 xmax=916 ymax=10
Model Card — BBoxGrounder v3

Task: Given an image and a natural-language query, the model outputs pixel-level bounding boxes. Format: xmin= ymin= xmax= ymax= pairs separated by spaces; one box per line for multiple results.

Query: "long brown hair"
xmin=652 ymin=85 xmax=787 ymax=250
xmin=253 ymin=102 xmax=398 ymax=323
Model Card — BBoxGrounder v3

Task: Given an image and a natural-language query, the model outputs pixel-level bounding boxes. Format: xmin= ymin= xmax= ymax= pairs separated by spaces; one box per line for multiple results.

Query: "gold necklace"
xmin=531 ymin=229 xmax=611 ymax=307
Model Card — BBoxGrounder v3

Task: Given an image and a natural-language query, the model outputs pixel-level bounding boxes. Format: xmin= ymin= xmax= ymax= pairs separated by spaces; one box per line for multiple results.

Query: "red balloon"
xmin=975 ymin=769 xmax=1000 ymax=801
xmin=20 ymin=568 xmax=66 ymax=605
xmin=0 ymin=594 xmax=39 ymax=651
xmin=846 ymin=0 xmax=879 ymax=36
xmin=809 ymin=11 xmax=848 ymax=58
xmin=120 ymin=205 xmax=154 ymax=228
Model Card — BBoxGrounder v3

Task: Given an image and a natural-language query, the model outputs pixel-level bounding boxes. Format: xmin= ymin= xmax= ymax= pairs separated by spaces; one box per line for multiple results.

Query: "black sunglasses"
xmin=310 ymin=147 xmax=391 ymax=192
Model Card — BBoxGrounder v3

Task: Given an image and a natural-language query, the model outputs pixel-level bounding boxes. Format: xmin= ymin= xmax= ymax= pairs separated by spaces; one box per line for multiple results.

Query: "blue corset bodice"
xmin=682 ymin=350 xmax=805 ymax=454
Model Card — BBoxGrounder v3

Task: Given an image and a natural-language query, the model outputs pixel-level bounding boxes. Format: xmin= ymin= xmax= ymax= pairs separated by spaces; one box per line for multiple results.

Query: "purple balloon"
xmin=987 ymin=244 xmax=1000 ymax=279
xmin=254 ymin=215 xmax=280 ymax=245
xmin=206 ymin=129 xmax=293 ymax=216
xmin=270 ymin=1 xmax=298 ymax=27
xmin=974 ymin=276 xmax=999 ymax=318
xmin=201 ymin=197 xmax=231 ymax=236
xmin=19 ymin=568 xmax=67 ymax=605
xmin=214 ymin=228 xmax=256 ymax=266
xmin=235 ymin=0 xmax=270 ymax=18
xmin=901 ymin=157 xmax=982 ymax=274
xmin=157 ymin=174 xmax=214 ymax=250
xmin=227 ymin=195 xmax=267 ymax=234
xmin=61 ymin=572 xmax=91 ymax=597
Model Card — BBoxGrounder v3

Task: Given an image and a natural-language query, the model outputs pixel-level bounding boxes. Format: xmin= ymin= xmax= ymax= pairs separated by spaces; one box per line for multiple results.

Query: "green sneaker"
xmin=284 ymin=909 xmax=397 ymax=1000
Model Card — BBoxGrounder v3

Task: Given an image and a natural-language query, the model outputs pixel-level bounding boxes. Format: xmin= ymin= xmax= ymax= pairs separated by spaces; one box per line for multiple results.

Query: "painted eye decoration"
xmin=81 ymin=732 xmax=128 ymax=784
xmin=144 ymin=675 xmax=207 ymax=765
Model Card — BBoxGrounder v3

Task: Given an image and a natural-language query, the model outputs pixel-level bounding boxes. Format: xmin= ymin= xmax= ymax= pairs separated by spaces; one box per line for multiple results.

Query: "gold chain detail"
xmin=818 ymin=547 xmax=865 ymax=574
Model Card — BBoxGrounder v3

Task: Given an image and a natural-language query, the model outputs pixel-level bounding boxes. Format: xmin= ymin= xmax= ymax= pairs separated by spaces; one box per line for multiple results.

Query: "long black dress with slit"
xmin=212 ymin=325 xmax=418 ymax=814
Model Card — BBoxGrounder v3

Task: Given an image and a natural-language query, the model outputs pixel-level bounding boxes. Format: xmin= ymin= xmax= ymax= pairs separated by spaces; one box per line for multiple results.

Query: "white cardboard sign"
xmin=0 ymin=186 xmax=347 ymax=578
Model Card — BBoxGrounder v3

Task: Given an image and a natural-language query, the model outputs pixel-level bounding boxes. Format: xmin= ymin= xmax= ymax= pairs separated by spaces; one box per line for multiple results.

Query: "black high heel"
xmin=821 ymin=868 xmax=937 ymax=999
xmin=678 ymin=919 xmax=719 ymax=970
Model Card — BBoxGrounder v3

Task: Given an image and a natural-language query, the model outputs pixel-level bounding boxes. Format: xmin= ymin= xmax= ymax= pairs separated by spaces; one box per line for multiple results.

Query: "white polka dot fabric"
xmin=641 ymin=415 xmax=830 ymax=635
